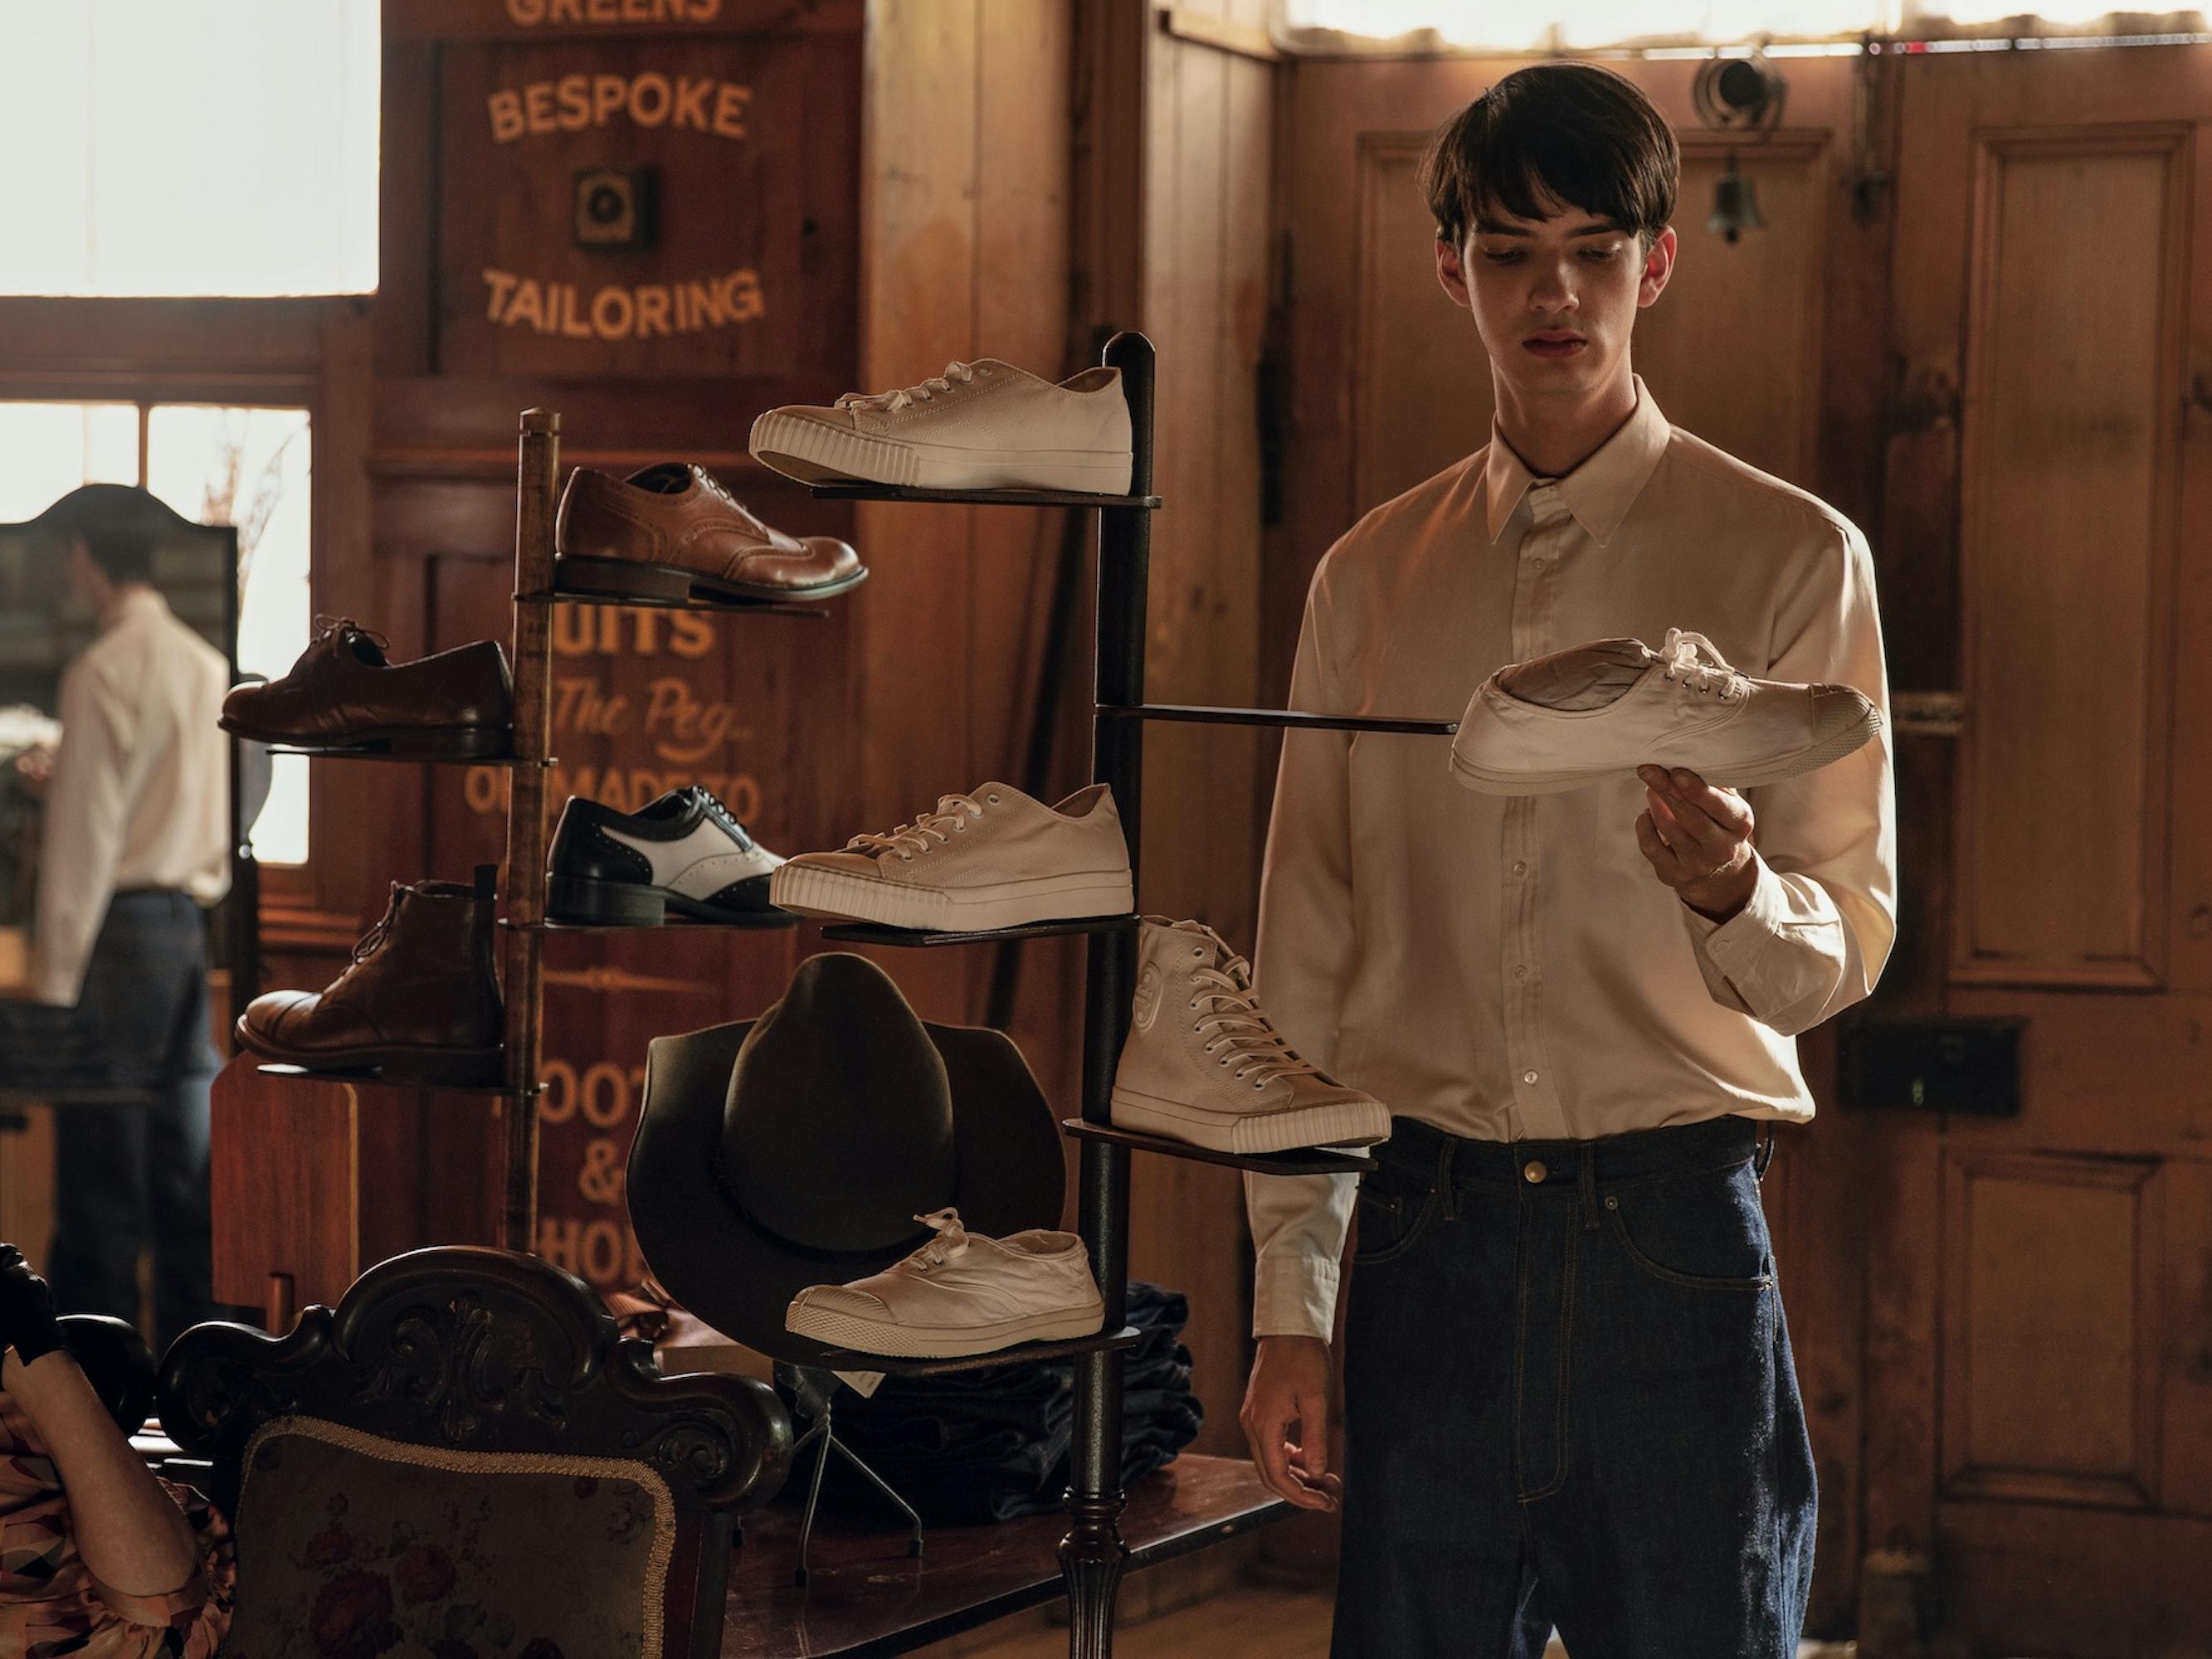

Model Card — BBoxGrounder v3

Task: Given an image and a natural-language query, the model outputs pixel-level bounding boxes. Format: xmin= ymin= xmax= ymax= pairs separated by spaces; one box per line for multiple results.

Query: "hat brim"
xmin=627 ymin=1016 xmax=1068 ymax=1367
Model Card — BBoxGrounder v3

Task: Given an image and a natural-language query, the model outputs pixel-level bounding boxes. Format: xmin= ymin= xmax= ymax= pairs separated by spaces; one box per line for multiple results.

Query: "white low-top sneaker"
xmin=784 ymin=1209 xmax=1105 ymax=1359
xmin=1449 ymin=627 xmax=1882 ymax=796
xmin=770 ymin=782 xmax=1133 ymax=932
xmin=1110 ymin=918 xmax=1391 ymax=1155
xmin=546 ymin=786 xmax=786 ymax=926
xmin=748 ymin=358 xmax=1133 ymax=495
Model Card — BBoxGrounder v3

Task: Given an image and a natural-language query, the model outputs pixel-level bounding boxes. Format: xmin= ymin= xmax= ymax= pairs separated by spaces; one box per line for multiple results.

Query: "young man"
xmin=1239 ymin=64 xmax=1895 ymax=1656
xmin=0 ymin=486 xmax=230 ymax=1353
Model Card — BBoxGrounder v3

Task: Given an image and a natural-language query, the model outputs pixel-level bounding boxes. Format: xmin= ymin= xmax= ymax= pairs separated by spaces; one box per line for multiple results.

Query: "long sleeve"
xmin=1245 ymin=569 xmax=1362 ymax=1340
xmin=36 ymin=658 xmax=134 ymax=1007
xmin=1679 ymin=517 xmax=1898 ymax=1038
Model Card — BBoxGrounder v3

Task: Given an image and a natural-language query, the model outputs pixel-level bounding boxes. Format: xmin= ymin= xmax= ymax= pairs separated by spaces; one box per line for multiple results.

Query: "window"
xmin=0 ymin=401 xmax=314 ymax=864
xmin=0 ymin=0 xmax=378 ymax=297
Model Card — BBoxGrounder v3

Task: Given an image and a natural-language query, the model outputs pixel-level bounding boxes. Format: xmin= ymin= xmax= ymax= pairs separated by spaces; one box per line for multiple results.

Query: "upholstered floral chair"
xmin=158 ymin=1246 xmax=792 ymax=1659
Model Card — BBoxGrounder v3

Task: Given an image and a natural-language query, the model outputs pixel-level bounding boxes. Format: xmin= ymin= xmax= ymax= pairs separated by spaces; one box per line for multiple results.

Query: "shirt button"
xmin=1523 ymin=1069 xmax=1539 ymax=1085
xmin=1512 ymin=861 xmax=1527 ymax=878
xmin=1523 ymin=1160 xmax=1547 ymax=1185
xmin=1513 ymin=965 xmax=1529 ymax=981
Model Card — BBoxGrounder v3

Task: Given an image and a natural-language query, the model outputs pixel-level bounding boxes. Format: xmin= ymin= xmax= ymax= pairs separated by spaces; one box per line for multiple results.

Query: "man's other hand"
xmin=1241 ymin=1333 xmax=1342 ymax=1511
xmin=12 ymin=747 xmax=53 ymax=797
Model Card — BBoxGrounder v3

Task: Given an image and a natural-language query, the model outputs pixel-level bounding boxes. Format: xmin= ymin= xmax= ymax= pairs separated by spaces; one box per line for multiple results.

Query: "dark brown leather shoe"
xmin=221 ymin=617 xmax=512 ymax=759
xmin=553 ymin=463 xmax=867 ymax=605
xmin=236 ymin=878 xmax=503 ymax=1085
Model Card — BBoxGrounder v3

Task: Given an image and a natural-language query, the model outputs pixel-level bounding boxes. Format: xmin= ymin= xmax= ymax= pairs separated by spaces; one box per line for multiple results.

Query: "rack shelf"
xmin=526 ymin=585 xmax=833 ymax=620
xmin=1098 ymin=703 xmax=1459 ymax=736
xmin=811 ymin=1324 xmax=1141 ymax=1379
xmin=805 ymin=481 xmax=1162 ymax=510
xmin=261 ymin=741 xmax=548 ymax=766
xmin=818 ymin=914 xmax=1138 ymax=947
xmin=1061 ymin=1119 xmax=1378 ymax=1176
xmin=507 ymin=912 xmax=801 ymax=934
xmin=253 ymin=1063 xmax=544 ymax=1099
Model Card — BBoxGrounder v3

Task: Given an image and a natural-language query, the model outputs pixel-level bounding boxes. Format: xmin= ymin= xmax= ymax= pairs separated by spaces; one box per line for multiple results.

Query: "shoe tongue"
xmin=1164 ymin=917 xmax=1235 ymax=975
xmin=1498 ymin=638 xmax=1651 ymax=711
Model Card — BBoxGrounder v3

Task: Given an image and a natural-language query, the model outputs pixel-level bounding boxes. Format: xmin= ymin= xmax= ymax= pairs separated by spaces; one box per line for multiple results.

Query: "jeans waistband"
xmin=1373 ymin=1112 xmax=1761 ymax=1192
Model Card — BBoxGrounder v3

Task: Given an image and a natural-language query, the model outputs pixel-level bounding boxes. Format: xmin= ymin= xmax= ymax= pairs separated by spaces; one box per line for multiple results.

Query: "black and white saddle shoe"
xmin=547 ymin=787 xmax=792 ymax=927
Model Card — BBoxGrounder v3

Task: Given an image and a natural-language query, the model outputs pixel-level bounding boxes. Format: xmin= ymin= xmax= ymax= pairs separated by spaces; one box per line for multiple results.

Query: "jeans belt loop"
xmin=1576 ymin=1143 xmax=1600 ymax=1229
xmin=1755 ymin=1122 xmax=1776 ymax=1181
xmin=1435 ymin=1137 xmax=1458 ymax=1222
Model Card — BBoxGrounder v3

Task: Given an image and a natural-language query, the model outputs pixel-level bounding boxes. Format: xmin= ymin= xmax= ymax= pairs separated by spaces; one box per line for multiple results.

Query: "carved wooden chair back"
xmin=158 ymin=1245 xmax=792 ymax=1659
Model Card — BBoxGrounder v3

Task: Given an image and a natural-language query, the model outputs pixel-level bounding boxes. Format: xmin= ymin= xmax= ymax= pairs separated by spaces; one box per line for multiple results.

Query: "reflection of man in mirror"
xmin=0 ymin=484 xmax=229 ymax=1351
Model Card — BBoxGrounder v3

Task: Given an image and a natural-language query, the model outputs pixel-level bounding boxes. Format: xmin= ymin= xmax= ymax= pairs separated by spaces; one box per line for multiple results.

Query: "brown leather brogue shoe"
xmin=236 ymin=878 xmax=504 ymax=1085
xmin=221 ymin=617 xmax=512 ymax=759
xmin=553 ymin=462 xmax=867 ymax=605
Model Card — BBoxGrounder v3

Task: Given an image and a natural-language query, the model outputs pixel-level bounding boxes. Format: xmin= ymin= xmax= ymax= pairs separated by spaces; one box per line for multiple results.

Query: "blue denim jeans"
xmin=0 ymin=890 xmax=218 ymax=1351
xmin=1333 ymin=1114 xmax=1815 ymax=1658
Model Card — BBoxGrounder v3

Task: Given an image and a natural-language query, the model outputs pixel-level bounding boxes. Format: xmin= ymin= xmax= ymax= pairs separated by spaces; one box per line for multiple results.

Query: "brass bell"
xmin=1707 ymin=159 xmax=1765 ymax=246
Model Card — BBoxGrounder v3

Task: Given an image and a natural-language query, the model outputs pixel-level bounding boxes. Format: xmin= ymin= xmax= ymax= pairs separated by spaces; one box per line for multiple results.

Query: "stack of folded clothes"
xmin=800 ymin=1280 xmax=1201 ymax=1524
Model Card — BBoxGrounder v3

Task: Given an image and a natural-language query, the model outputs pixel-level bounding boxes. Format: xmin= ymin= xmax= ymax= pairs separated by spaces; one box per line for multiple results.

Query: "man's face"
xmin=1436 ymin=189 xmax=1675 ymax=402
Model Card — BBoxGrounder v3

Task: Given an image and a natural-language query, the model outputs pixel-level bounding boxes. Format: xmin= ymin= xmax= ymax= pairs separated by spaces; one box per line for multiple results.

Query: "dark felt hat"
xmin=626 ymin=952 xmax=1066 ymax=1365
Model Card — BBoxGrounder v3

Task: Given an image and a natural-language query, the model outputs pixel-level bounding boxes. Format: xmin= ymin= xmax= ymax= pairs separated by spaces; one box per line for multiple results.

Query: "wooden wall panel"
xmin=1953 ymin=134 xmax=2183 ymax=988
xmin=1941 ymin=1151 xmax=2159 ymax=1506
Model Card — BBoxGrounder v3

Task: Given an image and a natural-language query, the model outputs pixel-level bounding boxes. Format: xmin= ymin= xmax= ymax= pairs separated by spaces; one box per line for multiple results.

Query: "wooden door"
xmin=1869 ymin=47 xmax=2212 ymax=1656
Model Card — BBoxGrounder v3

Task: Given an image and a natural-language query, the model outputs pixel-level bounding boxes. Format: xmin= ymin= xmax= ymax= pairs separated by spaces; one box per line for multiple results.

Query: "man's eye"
xmin=1481 ymin=250 xmax=1523 ymax=265
xmin=1581 ymin=246 xmax=1622 ymax=260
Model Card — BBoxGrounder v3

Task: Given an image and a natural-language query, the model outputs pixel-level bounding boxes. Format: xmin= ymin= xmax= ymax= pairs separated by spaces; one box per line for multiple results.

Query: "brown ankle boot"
xmin=236 ymin=879 xmax=503 ymax=1085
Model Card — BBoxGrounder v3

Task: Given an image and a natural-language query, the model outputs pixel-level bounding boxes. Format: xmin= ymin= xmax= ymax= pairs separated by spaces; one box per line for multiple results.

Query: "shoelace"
xmin=690 ymin=787 xmax=751 ymax=844
xmin=834 ymin=361 xmax=993 ymax=415
xmin=904 ymin=1208 xmax=970 ymax=1272
xmin=846 ymin=792 xmax=990 ymax=862
xmin=1189 ymin=939 xmax=1323 ymax=1090
xmin=348 ymin=888 xmax=402 ymax=965
xmin=314 ymin=614 xmax=389 ymax=655
xmin=1657 ymin=628 xmax=1747 ymax=700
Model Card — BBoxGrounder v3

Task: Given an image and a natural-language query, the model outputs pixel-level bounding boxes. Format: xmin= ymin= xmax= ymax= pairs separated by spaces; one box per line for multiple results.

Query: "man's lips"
xmin=1524 ymin=333 xmax=1586 ymax=358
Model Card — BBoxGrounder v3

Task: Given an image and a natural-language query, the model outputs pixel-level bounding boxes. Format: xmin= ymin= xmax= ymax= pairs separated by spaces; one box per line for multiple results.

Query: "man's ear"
xmin=1436 ymin=234 xmax=1473 ymax=311
xmin=1637 ymin=226 xmax=1678 ymax=309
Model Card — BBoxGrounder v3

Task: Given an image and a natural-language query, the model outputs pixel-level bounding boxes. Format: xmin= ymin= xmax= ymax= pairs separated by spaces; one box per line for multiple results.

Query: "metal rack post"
xmin=499 ymin=409 xmax=560 ymax=1252
xmin=1060 ymin=330 xmax=1153 ymax=1656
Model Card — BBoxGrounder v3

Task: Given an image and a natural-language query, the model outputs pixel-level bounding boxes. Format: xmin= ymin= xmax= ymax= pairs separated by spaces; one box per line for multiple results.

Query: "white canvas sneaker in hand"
xmin=1110 ymin=918 xmax=1391 ymax=1155
xmin=749 ymin=358 xmax=1134 ymax=495
xmin=770 ymin=781 xmax=1133 ymax=932
xmin=784 ymin=1208 xmax=1105 ymax=1359
xmin=1449 ymin=627 xmax=1881 ymax=796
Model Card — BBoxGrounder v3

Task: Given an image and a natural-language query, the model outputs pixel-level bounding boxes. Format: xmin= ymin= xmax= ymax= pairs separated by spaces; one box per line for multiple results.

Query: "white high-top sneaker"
xmin=770 ymin=781 xmax=1133 ymax=932
xmin=1109 ymin=918 xmax=1391 ymax=1154
xmin=784 ymin=1209 xmax=1104 ymax=1359
xmin=748 ymin=358 xmax=1134 ymax=495
xmin=1449 ymin=627 xmax=1881 ymax=796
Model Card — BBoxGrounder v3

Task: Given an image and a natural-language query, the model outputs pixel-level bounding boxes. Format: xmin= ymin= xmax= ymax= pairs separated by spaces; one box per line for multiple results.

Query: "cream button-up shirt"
xmin=1245 ymin=377 xmax=1897 ymax=1340
xmin=36 ymin=587 xmax=231 ymax=1006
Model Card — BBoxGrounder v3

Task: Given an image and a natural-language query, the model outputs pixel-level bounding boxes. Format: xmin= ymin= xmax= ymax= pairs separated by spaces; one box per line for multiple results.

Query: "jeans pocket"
xmin=1604 ymin=1165 xmax=1774 ymax=1292
xmin=1351 ymin=1184 xmax=1435 ymax=1267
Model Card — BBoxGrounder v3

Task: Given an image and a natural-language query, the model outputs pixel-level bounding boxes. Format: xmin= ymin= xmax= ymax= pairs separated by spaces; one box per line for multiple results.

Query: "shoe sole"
xmin=784 ymin=1300 xmax=1106 ymax=1359
xmin=769 ymin=864 xmax=1133 ymax=932
xmin=233 ymin=1018 xmax=504 ymax=1087
xmin=1448 ymin=705 xmax=1884 ymax=795
xmin=1108 ymin=1087 xmax=1393 ymax=1154
xmin=546 ymin=873 xmax=792 ymax=928
xmin=750 ymin=411 xmax=1134 ymax=495
xmin=219 ymin=716 xmax=510 ymax=761
xmin=551 ymin=554 xmax=870 ymax=607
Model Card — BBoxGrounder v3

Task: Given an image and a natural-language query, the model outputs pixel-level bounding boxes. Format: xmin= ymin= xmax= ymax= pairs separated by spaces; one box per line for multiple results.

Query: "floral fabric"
xmin=223 ymin=1418 xmax=674 ymax=1659
xmin=0 ymin=1389 xmax=235 ymax=1658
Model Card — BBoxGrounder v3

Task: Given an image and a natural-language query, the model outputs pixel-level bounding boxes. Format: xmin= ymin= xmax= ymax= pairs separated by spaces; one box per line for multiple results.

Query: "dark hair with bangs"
xmin=1420 ymin=63 xmax=1679 ymax=252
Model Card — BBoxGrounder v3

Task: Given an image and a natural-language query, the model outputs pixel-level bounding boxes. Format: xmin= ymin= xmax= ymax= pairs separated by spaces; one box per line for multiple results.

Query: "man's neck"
xmin=1490 ymin=366 xmax=1640 ymax=480
xmin=99 ymin=582 xmax=156 ymax=630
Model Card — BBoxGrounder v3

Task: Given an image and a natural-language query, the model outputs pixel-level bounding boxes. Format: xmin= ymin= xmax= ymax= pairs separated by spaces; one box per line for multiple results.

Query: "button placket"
xmin=1502 ymin=504 xmax=1568 ymax=1139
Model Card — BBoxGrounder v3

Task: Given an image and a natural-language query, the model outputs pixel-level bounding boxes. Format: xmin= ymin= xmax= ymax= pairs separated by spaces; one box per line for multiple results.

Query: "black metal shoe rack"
xmin=266 ymin=330 xmax=1459 ymax=1655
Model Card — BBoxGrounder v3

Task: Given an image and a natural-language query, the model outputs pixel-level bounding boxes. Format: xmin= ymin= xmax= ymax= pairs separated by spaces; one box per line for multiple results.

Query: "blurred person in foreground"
xmin=0 ymin=1243 xmax=232 ymax=1655
xmin=0 ymin=484 xmax=229 ymax=1352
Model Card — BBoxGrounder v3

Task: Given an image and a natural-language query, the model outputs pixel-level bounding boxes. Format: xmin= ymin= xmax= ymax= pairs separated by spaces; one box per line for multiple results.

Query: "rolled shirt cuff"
xmin=1251 ymin=1253 xmax=1341 ymax=1342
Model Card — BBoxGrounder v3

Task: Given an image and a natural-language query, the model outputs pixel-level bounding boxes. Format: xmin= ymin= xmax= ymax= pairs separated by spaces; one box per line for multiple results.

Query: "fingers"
xmin=1242 ymin=1381 xmax=1339 ymax=1511
xmin=1635 ymin=809 xmax=1688 ymax=880
xmin=1639 ymin=765 xmax=1752 ymax=845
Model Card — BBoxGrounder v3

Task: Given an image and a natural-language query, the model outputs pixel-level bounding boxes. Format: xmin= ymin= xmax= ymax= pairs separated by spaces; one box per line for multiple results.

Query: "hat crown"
xmin=721 ymin=953 xmax=957 ymax=1253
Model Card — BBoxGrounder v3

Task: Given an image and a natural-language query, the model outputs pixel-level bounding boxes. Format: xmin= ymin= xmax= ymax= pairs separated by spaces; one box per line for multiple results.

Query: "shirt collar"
xmin=104 ymin=586 xmax=173 ymax=633
xmin=1483 ymin=374 xmax=1671 ymax=546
